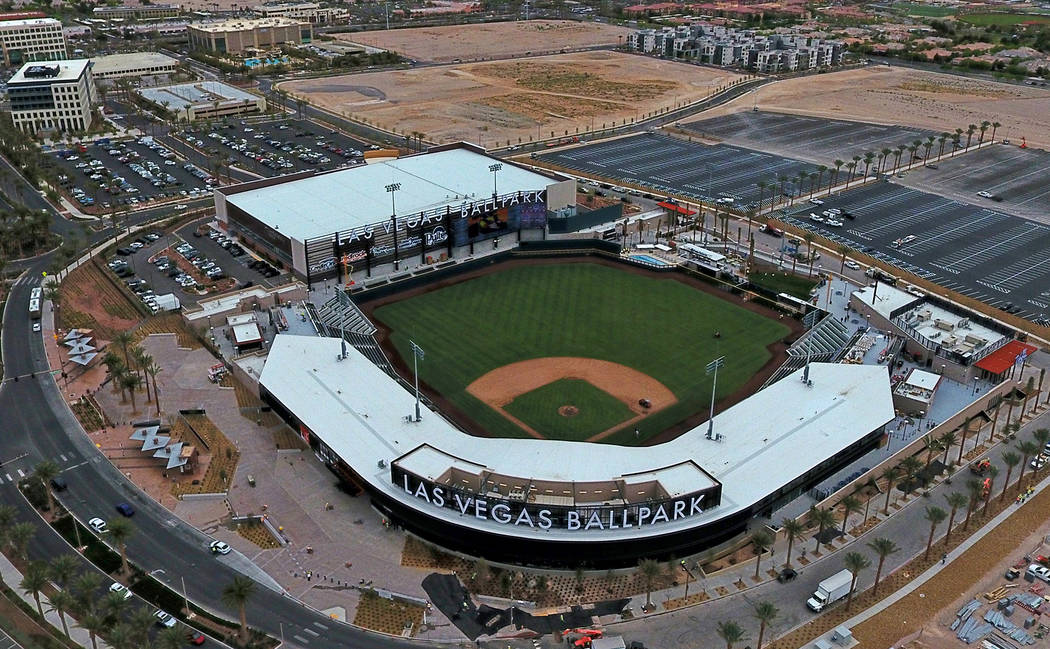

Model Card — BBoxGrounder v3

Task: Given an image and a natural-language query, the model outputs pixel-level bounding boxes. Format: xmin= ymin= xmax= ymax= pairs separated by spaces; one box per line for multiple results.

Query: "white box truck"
xmin=807 ymin=569 xmax=852 ymax=612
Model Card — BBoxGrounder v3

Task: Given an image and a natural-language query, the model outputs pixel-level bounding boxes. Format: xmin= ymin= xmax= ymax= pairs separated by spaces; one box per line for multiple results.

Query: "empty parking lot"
xmin=778 ymin=181 xmax=1050 ymax=324
xmin=681 ymin=112 xmax=940 ymax=166
xmin=896 ymin=143 xmax=1050 ymax=223
xmin=538 ymin=133 xmax=821 ymax=208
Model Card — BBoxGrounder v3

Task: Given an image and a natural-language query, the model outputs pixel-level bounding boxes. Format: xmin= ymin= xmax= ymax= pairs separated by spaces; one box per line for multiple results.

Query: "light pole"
xmin=488 ymin=162 xmax=502 ymax=198
xmin=386 ymin=182 xmax=400 ymax=270
xmin=705 ymin=355 xmax=725 ymax=440
xmin=385 ymin=182 xmax=400 ymax=217
xmin=410 ymin=340 xmax=424 ymax=422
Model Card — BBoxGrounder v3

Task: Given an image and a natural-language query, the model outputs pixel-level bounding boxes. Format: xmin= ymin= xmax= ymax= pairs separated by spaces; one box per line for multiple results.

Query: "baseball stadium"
xmin=255 ymin=241 xmax=896 ymax=567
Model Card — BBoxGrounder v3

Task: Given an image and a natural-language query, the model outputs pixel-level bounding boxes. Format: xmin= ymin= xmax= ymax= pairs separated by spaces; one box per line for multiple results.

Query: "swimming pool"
xmin=629 ymin=254 xmax=673 ymax=266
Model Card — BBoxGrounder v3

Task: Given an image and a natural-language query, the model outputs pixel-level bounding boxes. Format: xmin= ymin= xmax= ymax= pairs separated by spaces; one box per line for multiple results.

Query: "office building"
xmin=0 ymin=17 xmax=66 ymax=66
xmin=8 ymin=59 xmax=97 ymax=133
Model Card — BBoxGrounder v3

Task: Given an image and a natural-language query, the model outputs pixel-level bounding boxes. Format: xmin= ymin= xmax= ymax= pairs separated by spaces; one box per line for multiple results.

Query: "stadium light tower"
xmin=410 ymin=340 xmax=425 ymax=422
xmin=706 ymin=355 xmax=725 ymax=440
xmin=386 ymin=182 xmax=401 ymax=217
xmin=489 ymin=163 xmax=502 ymax=198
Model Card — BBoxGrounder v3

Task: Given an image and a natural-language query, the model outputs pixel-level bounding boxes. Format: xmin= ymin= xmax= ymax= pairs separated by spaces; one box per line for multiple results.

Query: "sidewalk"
xmin=0 ymin=553 xmax=111 ymax=649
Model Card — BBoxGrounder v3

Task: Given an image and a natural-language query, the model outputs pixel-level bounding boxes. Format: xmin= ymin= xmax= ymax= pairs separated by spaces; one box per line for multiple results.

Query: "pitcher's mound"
xmin=558 ymin=405 xmax=579 ymax=418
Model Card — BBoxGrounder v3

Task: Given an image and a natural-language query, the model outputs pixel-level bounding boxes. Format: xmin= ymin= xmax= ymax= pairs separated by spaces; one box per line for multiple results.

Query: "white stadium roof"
xmin=224 ymin=148 xmax=557 ymax=242
xmin=259 ymin=334 xmax=895 ymax=541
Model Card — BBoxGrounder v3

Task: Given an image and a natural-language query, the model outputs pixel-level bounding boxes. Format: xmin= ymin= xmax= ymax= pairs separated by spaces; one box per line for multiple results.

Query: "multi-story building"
xmin=92 ymin=4 xmax=181 ymax=20
xmin=89 ymin=52 xmax=179 ymax=80
xmin=250 ymin=2 xmax=346 ymax=24
xmin=0 ymin=18 xmax=66 ymax=66
xmin=629 ymin=23 xmax=844 ymax=72
xmin=8 ymin=59 xmax=97 ymax=133
xmin=188 ymin=17 xmax=311 ymax=54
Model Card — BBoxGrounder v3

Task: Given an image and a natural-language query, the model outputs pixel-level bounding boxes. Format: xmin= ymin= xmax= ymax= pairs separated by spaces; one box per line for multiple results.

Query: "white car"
xmin=1027 ymin=563 xmax=1050 ymax=582
xmin=977 ymin=191 xmax=993 ymax=198
xmin=809 ymin=198 xmax=824 ymax=205
xmin=89 ymin=518 xmax=107 ymax=533
xmin=1031 ymin=455 xmax=1048 ymax=471
xmin=109 ymin=582 xmax=132 ymax=600
xmin=173 ymin=204 xmax=188 ymax=211
xmin=210 ymin=540 xmax=231 ymax=555
xmin=844 ymin=260 xmax=862 ymax=271
xmin=809 ymin=213 xmax=825 ymax=223
xmin=32 ymin=322 xmax=41 ymax=332
xmin=154 ymin=610 xmax=177 ymax=628
xmin=826 ymin=219 xmax=844 ymax=227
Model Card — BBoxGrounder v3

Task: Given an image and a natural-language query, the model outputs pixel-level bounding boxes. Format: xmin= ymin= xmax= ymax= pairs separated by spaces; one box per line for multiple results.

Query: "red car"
xmin=188 ymin=631 xmax=205 ymax=645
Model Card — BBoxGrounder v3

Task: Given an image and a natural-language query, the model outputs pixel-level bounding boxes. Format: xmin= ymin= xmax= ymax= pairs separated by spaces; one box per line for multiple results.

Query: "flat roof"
xmin=897 ymin=301 xmax=1004 ymax=357
xmin=232 ymin=322 xmax=263 ymax=345
xmin=224 ymin=148 xmax=559 ymax=242
xmin=10 ymin=59 xmax=90 ymax=85
xmin=138 ymin=81 xmax=258 ymax=110
xmin=90 ymin=52 xmax=177 ymax=74
xmin=905 ymin=368 xmax=940 ymax=392
xmin=852 ymin=282 xmax=920 ymax=319
xmin=0 ymin=17 xmax=60 ymax=28
xmin=189 ymin=16 xmax=305 ymax=31
xmin=259 ymin=334 xmax=895 ymax=540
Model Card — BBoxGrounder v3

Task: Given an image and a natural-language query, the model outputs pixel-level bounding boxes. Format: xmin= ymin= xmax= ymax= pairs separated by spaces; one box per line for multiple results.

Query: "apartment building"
xmin=0 ymin=17 xmax=66 ymax=66
xmin=92 ymin=4 xmax=181 ymax=20
xmin=8 ymin=59 xmax=97 ymax=133
xmin=629 ymin=24 xmax=844 ymax=71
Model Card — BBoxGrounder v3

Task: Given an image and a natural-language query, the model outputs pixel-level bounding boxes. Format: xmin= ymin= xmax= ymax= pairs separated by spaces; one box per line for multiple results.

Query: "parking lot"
xmin=174 ymin=117 xmax=378 ymax=178
xmin=895 ymin=143 xmax=1050 ymax=223
xmin=106 ymin=222 xmax=285 ymax=307
xmin=48 ymin=137 xmax=215 ymax=211
xmin=777 ymin=181 xmax=1050 ymax=324
xmin=538 ymin=133 xmax=820 ymax=208
xmin=681 ymin=111 xmax=939 ymax=166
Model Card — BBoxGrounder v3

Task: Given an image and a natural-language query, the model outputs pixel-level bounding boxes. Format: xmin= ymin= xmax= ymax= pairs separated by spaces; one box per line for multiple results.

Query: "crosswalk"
xmin=0 ymin=452 xmax=81 ymax=485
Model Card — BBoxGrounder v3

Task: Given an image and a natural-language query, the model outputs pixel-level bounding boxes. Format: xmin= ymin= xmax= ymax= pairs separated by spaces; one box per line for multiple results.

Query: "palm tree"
xmin=958 ymin=416 xmax=975 ymax=465
xmin=833 ymin=159 xmax=844 ymax=187
xmin=756 ymin=181 xmax=766 ymax=213
xmin=48 ymin=554 xmax=79 ymax=587
xmin=837 ymin=243 xmax=850 ymax=273
xmin=108 ymin=517 xmax=134 ymax=575
xmin=901 ymin=455 xmax=923 ymax=495
xmin=982 ymin=465 xmax=999 ymax=516
xmin=156 ymin=625 xmax=185 ymax=649
xmin=922 ymin=136 xmax=934 ymax=162
xmin=939 ymin=430 xmax=957 ymax=467
xmin=146 ymin=360 xmax=163 ymax=415
xmin=77 ymin=612 xmax=106 ymax=649
xmin=862 ymin=152 xmax=875 ymax=179
xmin=781 ymin=517 xmax=805 ymax=568
xmin=815 ymin=164 xmax=827 ymax=194
xmin=33 ymin=460 xmax=60 ymax=514
xmin=943 ymin=491 xmax=967 ymax=544
xmin=866 ymin=538 xmax=899 ymax=597
xmin=752 ymin=601 xmax=779 ymax=649
xmin=751 ymin=529 xmax=773 ymax=579
xmin=1017 ymin=440 xmax=1039 ymax=490
xmin=70 ymin=571 xmax=103 ymax=614
xmin=810 ymin=506 xmax=837 ymax=555
xmin=803 ymin=232 xmax=816 ymax=276
xmin=924 ymin=434 xmax=943 ymax=471
xmin=1033 ymin=429 xmax=1050 ymax=471
xmin=222 ymin=575 xmax=256 ymax=640
xmin=923 ymin=506 xmax=947 ymax=560
xmin=843 ymin=551 xmax=870 ymax=610
xmin=844 ymin=161 xmax=857 ymax=188
xmin=838 ymin=495 xmax=862 ymax=536
xmin=121 ymin=373 xmax=142 ymax=413
xmin=951 ymin=133 xmax=961 ymax=156
xmin=637 ymin=558 xmax=661 ymax=611
xmin=107 ymin=623 xmax=135 ymax=649
xmin=962 ymin=479 xmax=983 ymax=531
xmin=894 ymin=144 xmax=906 ymax=171
xmin=20 ymin=561 xmax=48 ymax=616
xmin=113 ymin=331 xmax=133 ymax=363
xmin=965 ymin=124 xmax=977 ymax=148
xmin=127 ymin=606 xmax=156 ymax=647
xmin=879 ymin=148 xmax=892 ymax=174
xmin=100 ymin=589 xmax=129 ymax=626
xmin=132 ymin=348 xmax=152 ymax=403
xmin=48 ymin=589 xmax=76 ymax=637
xmin=1001 ymin=452 xmax=1020 ymax=502
xmin=882 ymin=466 xmax=902 ymax=514
xmin=715 ymin=620 xmax=748 ymax=649
xmin=990 ymin=121 xmax=1001 ymax=143
xmin=777 ymin=174 xmax=788 ymax=204
xmin=8 ymin=522 xmax=35 ymax=560
xmin=937 ymin=133 xmax=948 ymax=160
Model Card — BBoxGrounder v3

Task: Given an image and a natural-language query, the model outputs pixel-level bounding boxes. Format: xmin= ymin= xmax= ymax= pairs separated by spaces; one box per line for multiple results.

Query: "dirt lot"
xmin=704 ymin=66 xmax=1050 ymax=151
xmin=335 ymin=20 xmax=634 ymax=63
xmin=283 ymin=51 xmax=741 ymax=146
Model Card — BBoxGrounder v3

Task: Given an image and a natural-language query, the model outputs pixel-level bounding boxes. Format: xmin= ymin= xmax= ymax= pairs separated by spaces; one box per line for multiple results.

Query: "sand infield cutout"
xmin=466 ymin=357 xmax=676 ymax=442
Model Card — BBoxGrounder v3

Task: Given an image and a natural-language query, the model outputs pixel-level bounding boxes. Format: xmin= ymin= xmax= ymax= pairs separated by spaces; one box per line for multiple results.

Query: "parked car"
xmin=210 ymin=540 xmax=231 ymax=555
xmin=109 ymin=582 xmax=132 ymax=600
xmin=154 ymin=610 xmax=177 ymax=628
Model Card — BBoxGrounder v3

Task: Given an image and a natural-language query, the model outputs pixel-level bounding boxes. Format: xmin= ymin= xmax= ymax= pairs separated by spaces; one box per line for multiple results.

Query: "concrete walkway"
xmin=0 ymin=552 xmax=111 ymax=649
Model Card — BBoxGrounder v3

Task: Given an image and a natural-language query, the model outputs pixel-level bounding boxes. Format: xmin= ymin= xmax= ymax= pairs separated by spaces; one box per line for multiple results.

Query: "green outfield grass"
xmin=503 ymin=379 xmax=636 ymax=441
xmin=748 ymin=272 xmax=818 ymax=300
xmin=958 ymin=12 xmax=1050 ymax=25
xmin=373 ymin=263 xmax=790 ymax=445
xmin=893 ymin=2 xmax=957 ymax=17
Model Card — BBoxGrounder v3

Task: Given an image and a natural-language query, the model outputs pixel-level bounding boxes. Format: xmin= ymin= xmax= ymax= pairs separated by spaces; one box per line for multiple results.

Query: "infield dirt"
xmin=696 ymin=66 xmax=1050 ymax=150
xmin=281 ymin=51 xmax=741 ymax=146
xmin=334 ymin=20 xmax=634 ymax=63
